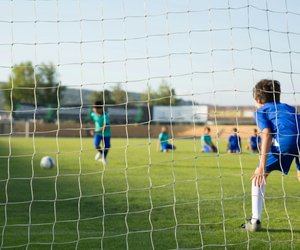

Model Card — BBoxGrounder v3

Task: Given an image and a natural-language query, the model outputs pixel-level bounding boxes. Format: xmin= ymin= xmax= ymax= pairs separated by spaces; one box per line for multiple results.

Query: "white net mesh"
xmin=1 ymin=0 xmax=300 ymax=249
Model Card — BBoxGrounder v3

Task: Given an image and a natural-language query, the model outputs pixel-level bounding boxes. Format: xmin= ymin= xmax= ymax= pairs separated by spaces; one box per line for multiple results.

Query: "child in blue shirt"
xmin=201 ymin=126 xmax=217 ymax=153
xmin=90 ymin=101 xmax=111 ymax=165
xmin=227 ymin=128 xmax=242 ymax=153
xmin=247 ymin=128 xmax=261 ymax=153
xmin=242 ymin=79 xmax=300 ymax=232
xmin=157 ymin=126 xmax=176 ymax=153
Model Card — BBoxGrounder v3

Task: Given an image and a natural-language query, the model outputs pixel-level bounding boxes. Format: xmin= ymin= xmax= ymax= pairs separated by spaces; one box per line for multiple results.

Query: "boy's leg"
xmin=202 ymin=145 xmax=210 ymax=153
xmin=211 ymin=144 xmax=217 ymax=152
xmin=167 ymin=143 xmax=176 ymax=150
xmin=96 ymin=147 xmax=103 ymax=154
xmin=104 ymin=149 xmax=109 ymax=159
xmin=250 ymin=154 xmax=285 ymax=222
xmin=103 ymin=137 xmax=111 ymax=159
xmin=241 ymin=172 xmax=266 ymax=231
xmin=251 ymin=179 xmax=265 ymax=224
xmin=247 ymin=154 xmax=293 ymax=229
xmin=228 ymin=145 xmax=234 ymax=153
xmin=94 ymin=134 xmax=102 ymax=152
xmin=94 ymin=134 xmax=103 ymax=161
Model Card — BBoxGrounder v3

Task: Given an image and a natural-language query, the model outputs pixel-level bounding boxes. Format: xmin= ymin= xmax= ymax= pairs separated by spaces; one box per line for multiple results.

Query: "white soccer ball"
xmin=40 ymin=156 xmax=55 ymax=169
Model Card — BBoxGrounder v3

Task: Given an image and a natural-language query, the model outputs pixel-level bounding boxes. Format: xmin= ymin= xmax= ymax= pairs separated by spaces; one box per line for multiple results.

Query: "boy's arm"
xmin=251 ymin=128 xmax=272 ymax=187
xmin=89 ymin=112 xmax=95 ymax=135
xmin=206 ymin=136 xmax=214 ymax=149
xmin=97 ymin=116 xmax=106 ymax=133
xmin=202 ymin=137 xmax=209 ymax=146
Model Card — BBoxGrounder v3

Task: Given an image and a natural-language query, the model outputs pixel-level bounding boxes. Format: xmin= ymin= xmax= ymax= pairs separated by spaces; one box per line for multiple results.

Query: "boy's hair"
xmin=253 ymin=79 xmax=281 ymax=104
xmin=204 ymin=126 xmax=211 ymax=132
xmin=253 ymin=128 xmax=258 ymax=133
xmin=93 ymin=101 xmax=104 ymax=113
xmin=232 ymin=127 xmax=238 ymax=133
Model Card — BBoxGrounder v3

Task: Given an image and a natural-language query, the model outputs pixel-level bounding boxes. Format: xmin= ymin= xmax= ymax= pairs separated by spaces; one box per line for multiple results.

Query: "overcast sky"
xmin=0 ymin=0 xmax=300 ymax=106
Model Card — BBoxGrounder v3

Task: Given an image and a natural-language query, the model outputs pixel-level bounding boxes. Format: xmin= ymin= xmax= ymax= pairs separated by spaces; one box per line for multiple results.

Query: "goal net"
xmin=0 ymin=0 xmax=300 ymax=249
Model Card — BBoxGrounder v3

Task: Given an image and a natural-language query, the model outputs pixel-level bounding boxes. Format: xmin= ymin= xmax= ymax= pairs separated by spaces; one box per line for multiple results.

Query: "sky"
xmin=0 ymin=0 xmax=300 ymax=106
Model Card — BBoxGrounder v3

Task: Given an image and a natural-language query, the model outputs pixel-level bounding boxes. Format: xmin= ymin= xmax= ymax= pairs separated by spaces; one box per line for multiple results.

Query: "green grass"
xmin=0 ymin=137 xmax=300 ymax=249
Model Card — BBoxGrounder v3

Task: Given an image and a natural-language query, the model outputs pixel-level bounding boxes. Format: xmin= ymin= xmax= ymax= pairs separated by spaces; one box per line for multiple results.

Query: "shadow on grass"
xmin=260 ymin=228 xmax=300 ymax=233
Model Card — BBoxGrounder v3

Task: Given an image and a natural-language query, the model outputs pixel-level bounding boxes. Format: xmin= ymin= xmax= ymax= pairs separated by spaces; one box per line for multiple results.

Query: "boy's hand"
xmin=251 ymin=167 xmax=267 ymax=187
xmin=90 ymin=129 xmax=94 ymax=136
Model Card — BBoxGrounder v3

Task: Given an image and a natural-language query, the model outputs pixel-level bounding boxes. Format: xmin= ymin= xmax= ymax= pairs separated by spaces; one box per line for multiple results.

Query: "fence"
xmin=0 ymin=121 xmax=257 ymax=140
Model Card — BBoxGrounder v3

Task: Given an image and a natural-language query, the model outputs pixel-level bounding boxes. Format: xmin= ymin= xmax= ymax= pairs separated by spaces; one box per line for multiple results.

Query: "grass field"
xmin=0 ymin=137 xmax=300 ymax=250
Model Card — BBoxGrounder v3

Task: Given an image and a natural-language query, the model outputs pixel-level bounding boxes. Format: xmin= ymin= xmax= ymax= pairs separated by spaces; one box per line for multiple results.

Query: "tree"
xmin=111 ymin=83 xmax=126 ymax=104
xmin=89 ymin=90 xmax=115 ymax=104
xmin=156 ymin=81 xmax=178 ymax=106
xmin=141 ymin=86 xmax=158 ymax=105
xmin=1 ymin=62 xmax=36 ymax=109
xmin=36 ymin=63 xmax=65 ymax=106
xmin=1 ymin=61 xmax=65 ymax=110
xmin=141 ymin=80 xmax=179 ymax=106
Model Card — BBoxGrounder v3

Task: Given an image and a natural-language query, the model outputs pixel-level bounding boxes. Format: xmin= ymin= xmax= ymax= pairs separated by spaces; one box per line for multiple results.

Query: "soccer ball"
xmin=40 ymin=156 xmax=55 ymax=169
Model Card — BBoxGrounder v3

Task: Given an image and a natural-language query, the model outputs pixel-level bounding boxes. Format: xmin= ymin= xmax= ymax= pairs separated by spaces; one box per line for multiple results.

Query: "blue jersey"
xmin=228 ymin=135 xmax=241 ymax=148
xmin=255 ymin=102 xmax=300 ymax=153
xmin=249 ymin=135 xmax=261 ymax=148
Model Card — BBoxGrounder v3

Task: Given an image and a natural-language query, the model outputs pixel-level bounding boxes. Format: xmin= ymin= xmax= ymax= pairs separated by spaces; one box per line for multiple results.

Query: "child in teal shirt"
xmin=90 ymin=101 xmax=111 ymax=165
xmin=157 ymin=126 xmax=176 ymax=153
xmin=201 ymin=127 xmax=217 ymax=153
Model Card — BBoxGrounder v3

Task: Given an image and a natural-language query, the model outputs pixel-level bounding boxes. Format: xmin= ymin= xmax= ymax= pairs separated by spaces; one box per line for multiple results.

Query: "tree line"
xmin=1 ymin=61 xmax=180 ymax=110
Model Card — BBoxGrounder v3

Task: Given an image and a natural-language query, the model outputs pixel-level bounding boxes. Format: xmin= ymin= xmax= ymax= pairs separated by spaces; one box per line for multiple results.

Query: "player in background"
xmin=157 ymin=126 xmax=176 ymax=153
xmin=241 ymin=79 xmax=300 ymax=232
xmin=90 ymin=100 xmax=111 ymax=165
xmin=201 ymin=126 xmax=217 ymax=153
xmin=247 ymin=128 xmax=261 ymax=153
xmin=227 ymin=127 xmax=242 ymax=153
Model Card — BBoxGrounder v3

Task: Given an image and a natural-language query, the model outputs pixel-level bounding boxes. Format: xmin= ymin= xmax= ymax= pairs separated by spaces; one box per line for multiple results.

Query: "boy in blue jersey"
xmin=241 ymin=79 xmax=300 ymax=232
xmin=247 ymin=128 xmax=261 ymax=153
xmin=157 ymin=126 xmax=176 ymax=153
xmin=201 ymin=127 xmax=217 ymax=153
xmin=90 ymin=101 xmax=111 ymax=165
xmin=227 ymin=128 xmax=242 ymax=153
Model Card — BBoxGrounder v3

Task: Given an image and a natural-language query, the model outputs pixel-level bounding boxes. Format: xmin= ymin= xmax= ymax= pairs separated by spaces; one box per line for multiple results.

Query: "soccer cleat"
xmin=95 ymin=152 xmax=102 ymax=161
xmin=241 ymin=219 xmax=261 ymax=232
